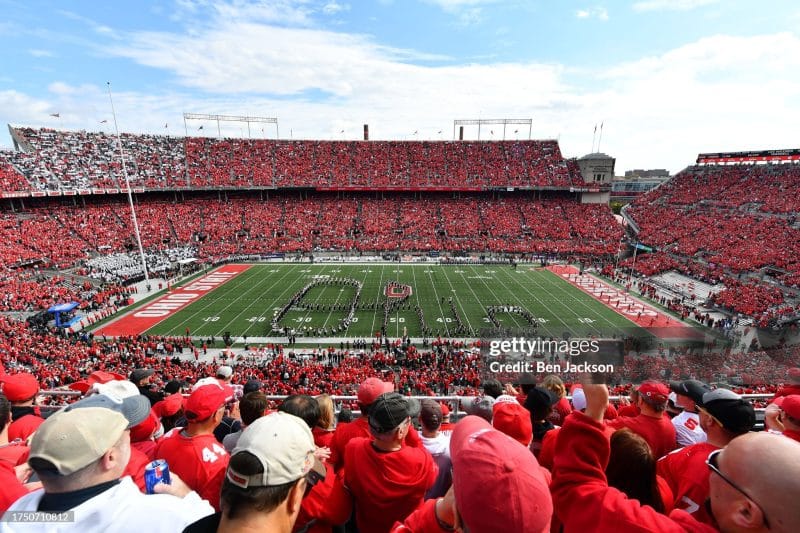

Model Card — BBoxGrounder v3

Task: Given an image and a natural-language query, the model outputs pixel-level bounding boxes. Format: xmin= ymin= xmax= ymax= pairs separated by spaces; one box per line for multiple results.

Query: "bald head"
xmin=711 ymin=432 xmax=800 ymax=532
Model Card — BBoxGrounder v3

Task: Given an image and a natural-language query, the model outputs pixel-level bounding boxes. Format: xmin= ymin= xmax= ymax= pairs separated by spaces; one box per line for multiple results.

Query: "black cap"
xmin=419 ymin=399 xmax=442 ymax=430
xmin=699 ymin=389 xmax=755 ymax=434
xmin=129 ymin=368 xmax=154 ymax=384
xmin=369 ymin=392 xmax=410 ymax=433
xmin=164 ymin=380 xmax=186 ymax=395
xmin=524 ymin=387 xmax=558 ymax=421
xmin=243 ymin=380 xmax=262 ymax=394
xmin=669 ymin=380 xmax=711 ymax=404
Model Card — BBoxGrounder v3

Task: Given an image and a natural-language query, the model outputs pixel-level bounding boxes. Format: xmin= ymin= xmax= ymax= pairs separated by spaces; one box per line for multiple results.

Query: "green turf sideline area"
xmin=144 ymin=263 xmax=644 ymax=339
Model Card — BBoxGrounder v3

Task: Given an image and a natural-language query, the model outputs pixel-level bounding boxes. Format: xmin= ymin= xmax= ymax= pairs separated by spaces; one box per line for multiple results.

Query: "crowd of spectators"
xmin=0 ymin=194 xmax=622 ymax=273
xmin=4 ymin=127 xmax=578 ymax=191
xmin=2 ymin=333 xmax=800 ymax=529
xmin=625 ymin=162 xmax=800 ymax=324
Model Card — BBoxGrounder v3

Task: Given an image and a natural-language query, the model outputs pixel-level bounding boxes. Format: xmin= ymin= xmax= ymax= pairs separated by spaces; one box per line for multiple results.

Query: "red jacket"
xmin=0 ymin=461 xmax=28 ymax=513
xmin=551 ymin=412 xmax=717 ymax=532
xmin=344 ymin=437 xmax=437 ymax=533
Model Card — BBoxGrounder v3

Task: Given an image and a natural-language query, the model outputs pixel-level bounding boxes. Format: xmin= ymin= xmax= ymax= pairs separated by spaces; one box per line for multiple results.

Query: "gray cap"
xmin=463 ymin=395 xmax=495 ymax=423
xmin=64 ymin=391 xmax=151 ymax=428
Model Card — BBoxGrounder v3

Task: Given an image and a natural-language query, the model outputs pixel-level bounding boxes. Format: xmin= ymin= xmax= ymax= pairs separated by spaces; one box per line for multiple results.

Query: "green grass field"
xmin=145 ymin=264 xmax=645 ymax=340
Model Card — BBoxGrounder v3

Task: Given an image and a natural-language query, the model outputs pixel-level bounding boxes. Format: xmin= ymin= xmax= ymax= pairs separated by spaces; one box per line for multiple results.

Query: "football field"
xmin=141 ymin=263 xmax=646 ymax=340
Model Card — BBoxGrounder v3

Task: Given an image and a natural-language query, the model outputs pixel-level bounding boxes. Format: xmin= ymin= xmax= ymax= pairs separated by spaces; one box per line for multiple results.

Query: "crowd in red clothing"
xmin=0 ymin=194 xmax=623 ymax=274
xmin=3 ymin=127 xmax=578 ymax=192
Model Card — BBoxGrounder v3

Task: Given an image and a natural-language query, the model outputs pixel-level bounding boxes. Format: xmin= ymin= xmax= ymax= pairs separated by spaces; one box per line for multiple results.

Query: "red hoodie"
xmin=551 ymin=412 xmax=717 ymax=532
xmin=609 ymin=412 xmax=677 ymax=459
xmin=294 ymin=464 xmax=352 ymax=533
xmin=344 ymin=437 xmax=437 ymax=533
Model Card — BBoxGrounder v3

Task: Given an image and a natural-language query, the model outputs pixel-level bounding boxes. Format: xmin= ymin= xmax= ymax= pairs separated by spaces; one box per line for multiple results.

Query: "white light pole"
xmin=107 ymin=82 xmax=149 ymax=283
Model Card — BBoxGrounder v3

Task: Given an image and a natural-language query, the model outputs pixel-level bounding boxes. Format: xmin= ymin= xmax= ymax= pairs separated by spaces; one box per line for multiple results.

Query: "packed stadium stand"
xmin=3 ymin=127 xmax=574 ymax=191
xmin=624 ymin=159 xmax=800 ymax=327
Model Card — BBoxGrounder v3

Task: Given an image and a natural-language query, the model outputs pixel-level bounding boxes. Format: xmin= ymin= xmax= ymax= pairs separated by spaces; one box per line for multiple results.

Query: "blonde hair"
xmin=542 ymin=375 xmax=566 ymax=399
xmin=316 ymin=394 xmax=335 ymax=430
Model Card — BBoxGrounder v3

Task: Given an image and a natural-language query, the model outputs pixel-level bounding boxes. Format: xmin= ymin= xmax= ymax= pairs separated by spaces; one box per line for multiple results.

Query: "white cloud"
xmin=633 ymin=0 xmax=719 ymax=12
xmin=28 ymin=49 xmax=54 ymax=58
xmin=576 ymin=7 xmax=609 ymax=21
xmin=323 ymin=2 xmax=349 ymax=15
xmin=3 ymin=6 xmax=800 ymax=175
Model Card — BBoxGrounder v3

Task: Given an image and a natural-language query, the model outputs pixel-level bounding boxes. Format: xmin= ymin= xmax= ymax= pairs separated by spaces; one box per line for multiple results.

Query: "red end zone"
xmin=547 ymin=265 xmax=701 ymax=340
xmin=94 ymin=264 xmax=251 ymax=337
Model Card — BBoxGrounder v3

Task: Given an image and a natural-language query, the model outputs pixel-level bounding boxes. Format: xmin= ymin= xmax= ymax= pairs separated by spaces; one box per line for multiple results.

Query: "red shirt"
xmin=0 ymin=461 xmax=27 ymax=513
xmin=658 ymin=442 xmax=718 ymax=526
xmin=123 ymin=446 xmax=153 ymax=493
xmin=344 ymin=437 xmax=437 ymax=533
xmin=155 ymin=429 xmax=229 ymax=511
xmin=312 ymin=426 xmax=335 ymax=449
xmin=782 ymin=429 xmax=800 ymax=443
xmin=552 ymin=412 xmax=717 ymax=532
xmin=608 ymin=413 xmax=677 ymax=459
xmin=8 ymin=414 xmax=44 ymax=443
xmin=617 ymin=404 xmax=640 ymax=418
xmin=0 ymin=441 xmax=29 ymax=467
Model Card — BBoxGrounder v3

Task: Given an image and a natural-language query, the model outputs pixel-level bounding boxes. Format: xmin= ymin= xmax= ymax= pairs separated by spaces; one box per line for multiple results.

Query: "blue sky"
xmin=1 ymin=0 xmax=799 ymax=173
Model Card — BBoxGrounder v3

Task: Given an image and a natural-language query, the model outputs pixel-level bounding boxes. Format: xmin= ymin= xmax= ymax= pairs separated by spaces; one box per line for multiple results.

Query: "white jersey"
xmin=672 ymin=411 xmax=707 ymax=446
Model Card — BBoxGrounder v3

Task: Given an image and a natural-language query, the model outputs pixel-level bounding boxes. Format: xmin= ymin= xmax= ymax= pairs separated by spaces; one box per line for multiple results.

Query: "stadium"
xmin=2 ymin=1 xmax=800 ymax=528
xmin=1 ymin=118 xmax=799 ymax=526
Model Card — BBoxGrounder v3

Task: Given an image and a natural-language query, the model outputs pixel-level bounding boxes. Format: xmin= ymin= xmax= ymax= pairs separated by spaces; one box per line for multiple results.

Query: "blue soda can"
xmin=144 ymin=459 xmax=171 ymax=494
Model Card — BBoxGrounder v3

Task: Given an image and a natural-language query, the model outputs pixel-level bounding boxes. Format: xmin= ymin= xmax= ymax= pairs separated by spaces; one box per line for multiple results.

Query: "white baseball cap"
xmin=227 ymin=412 xmax=325 ymax=488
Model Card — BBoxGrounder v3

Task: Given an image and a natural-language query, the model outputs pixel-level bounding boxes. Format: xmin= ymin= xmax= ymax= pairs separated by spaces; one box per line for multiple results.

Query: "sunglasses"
xmin=706 ymin=449 xmax=770 ymax=529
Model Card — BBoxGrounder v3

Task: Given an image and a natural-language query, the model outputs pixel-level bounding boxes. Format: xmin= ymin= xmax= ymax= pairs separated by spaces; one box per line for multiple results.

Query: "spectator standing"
xmin=669 ymin=380 xmax=711 ymax=446
xmin=156 ymin=378 xmax=234 ymax=511
xmin=658 ymin=389 xmax=756 ymax=525
xmin=183 ymin=412 xmax=330 ymax=533
xmin=608 ymin=381 xmax=677 ymax=459
xmin=2 ymin=373 xmax=44 ymax=443
xmin=418 ymin=399 xmax=452 ymax=499
xmin=393 ymin=415 xmax=552 ymax=532
xmin=130 ymin=368 xmax=163 ymax=406
xmin=344 ymin=392 xmax=436 ymax=533
xmin=2 ymin=393 xmax=214 ymax=532
xmin=222 ymin=392 xmax=268 ymax=453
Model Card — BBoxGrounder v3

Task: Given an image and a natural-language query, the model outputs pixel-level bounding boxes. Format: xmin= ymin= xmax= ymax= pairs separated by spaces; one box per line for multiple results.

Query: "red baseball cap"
xmin=439 ymin=402 xmax=451 ymax=417
xmin=185 ymin=380 xmax=234 ymax=422
xmin=451 ymin=415 xmax=552 ymax=532
xmin=781 ymin=395 xmax=800 ymax=420
xmin=638 ymin=381 xmax=669 ymax=404
xmin=153 ymin=392 xmax=184 ymax=418
xmin=130 ymin=410 xmax=159 ymax=442
xmin=2 ymin=373 xmax=39 ymax=402
xmin=357 ymin=378 xmax=394 ymax=405
xmin=492 ymin=402 xmax=533 ymax=447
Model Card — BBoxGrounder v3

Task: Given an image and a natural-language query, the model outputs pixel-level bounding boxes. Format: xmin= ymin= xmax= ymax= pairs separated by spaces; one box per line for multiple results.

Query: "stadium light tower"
xmin=107 ymin=82 xmax=149 ymax=283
